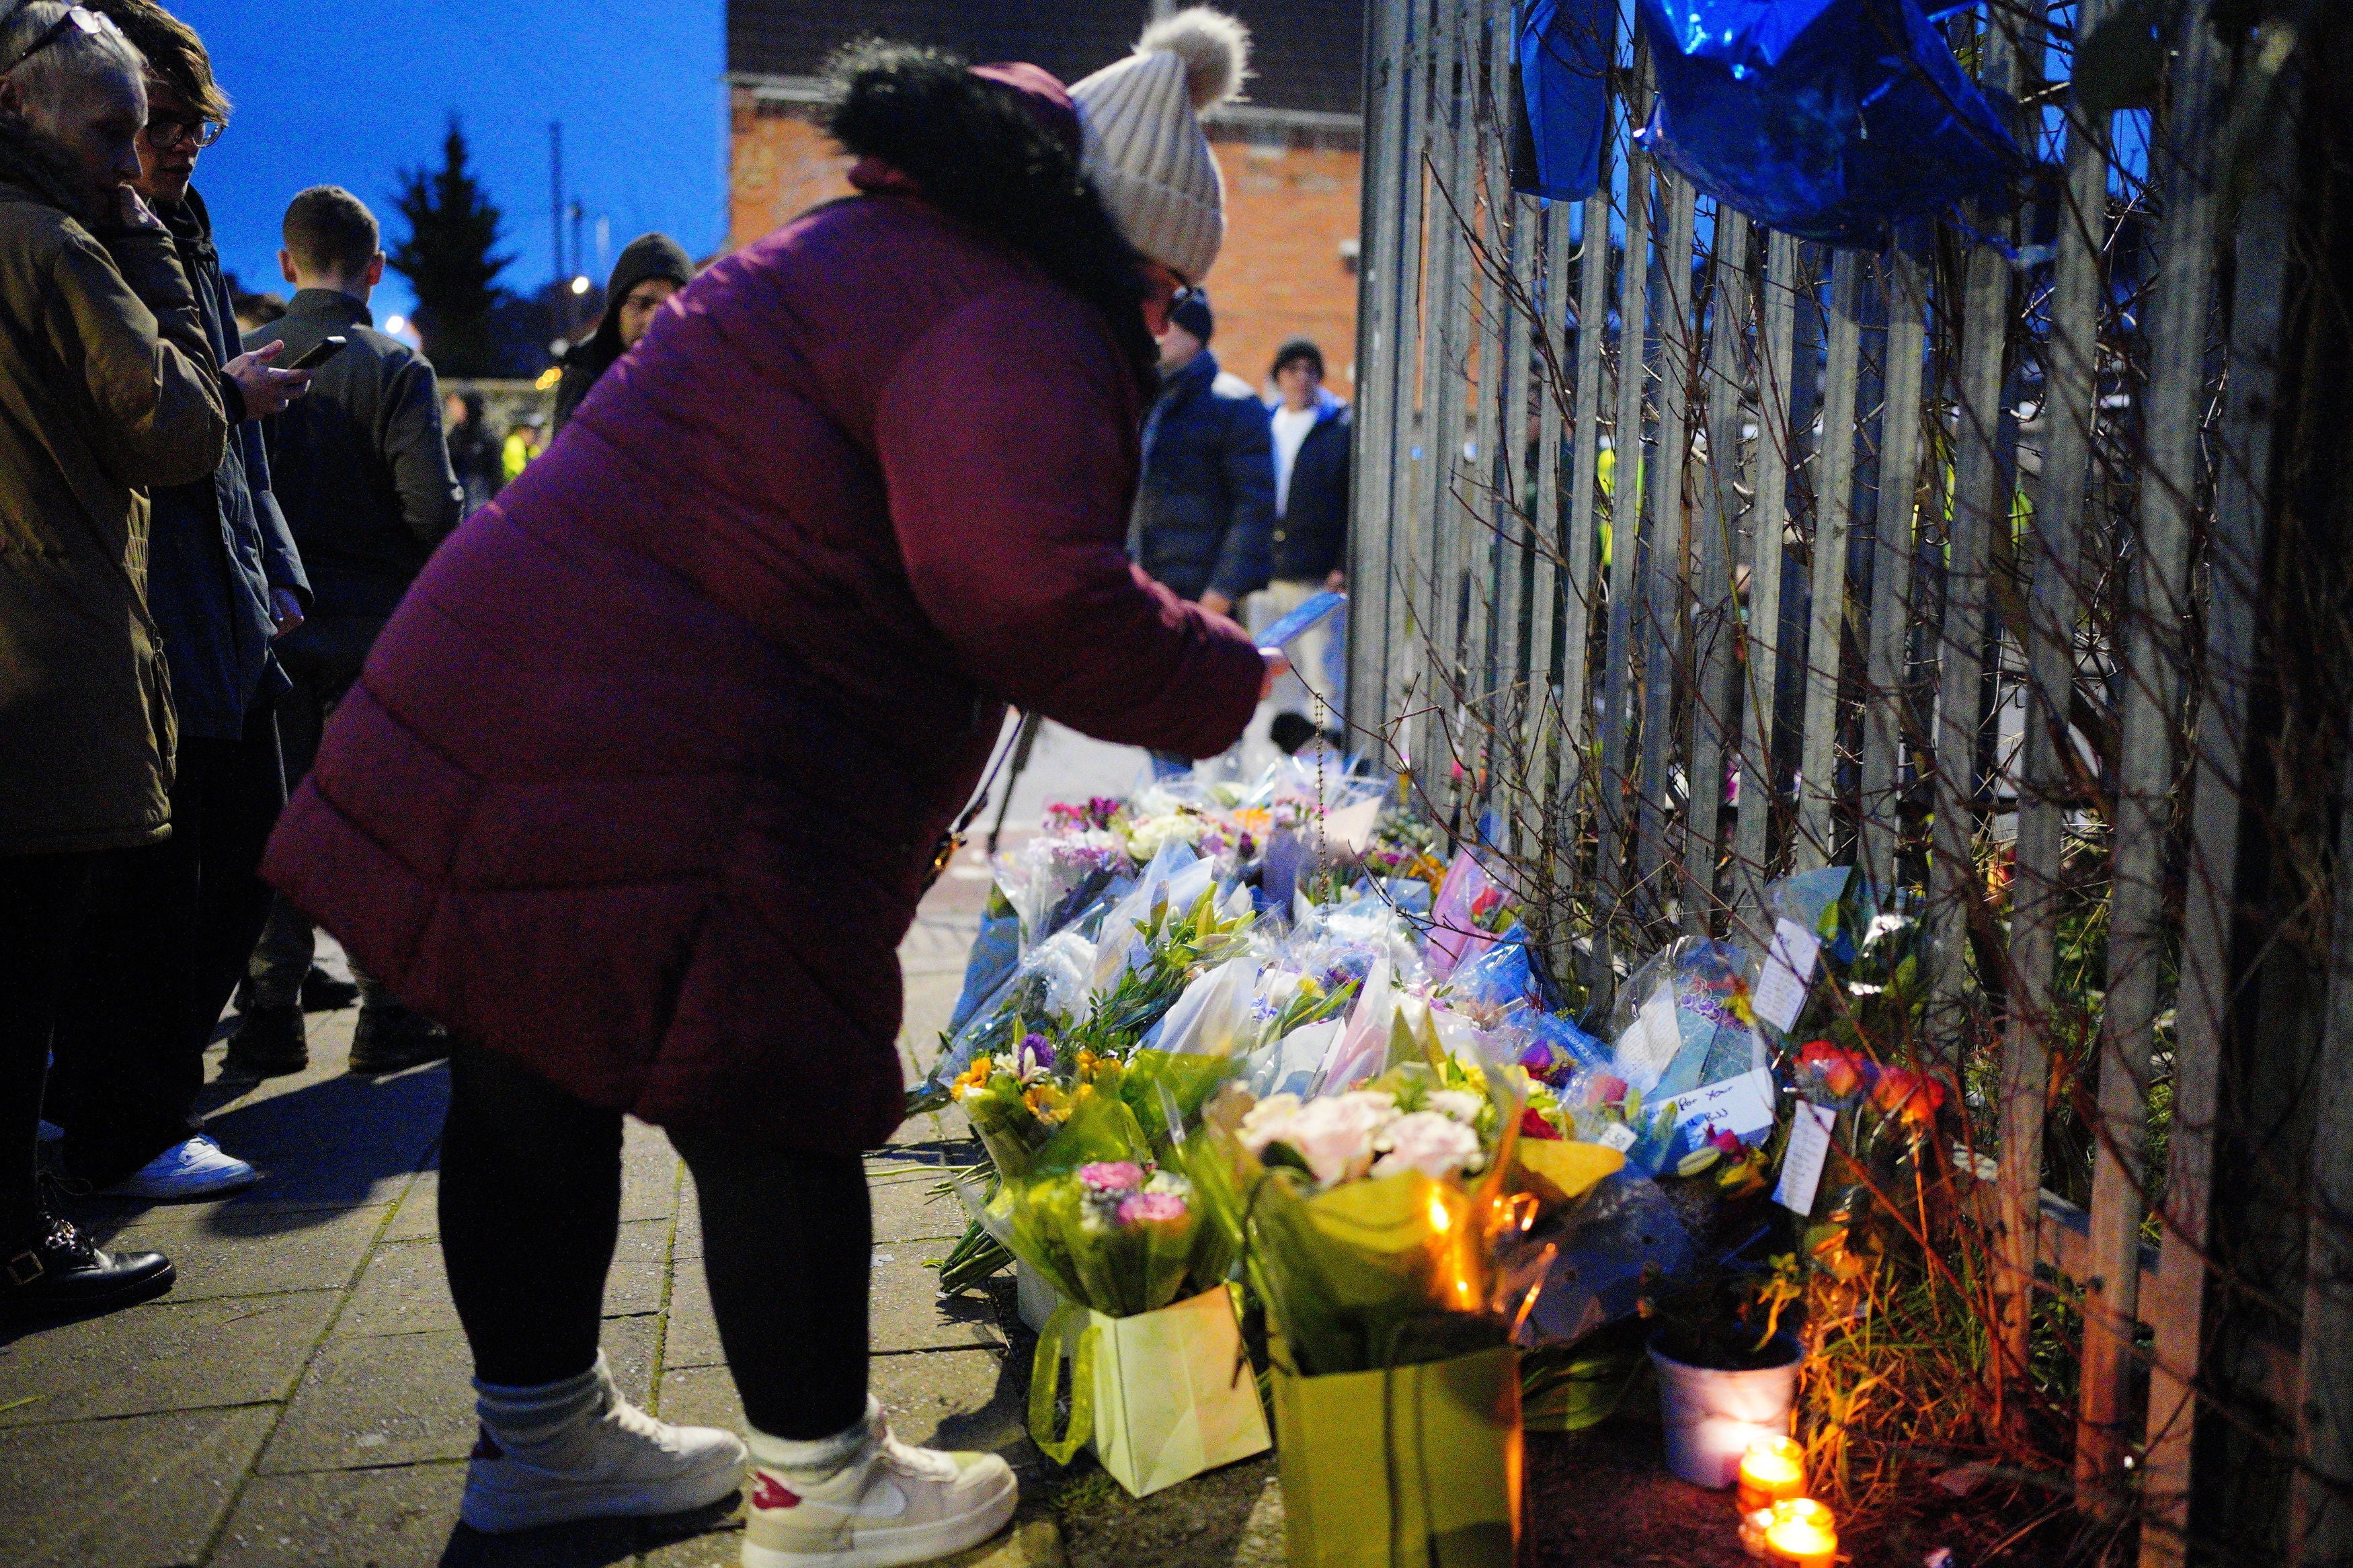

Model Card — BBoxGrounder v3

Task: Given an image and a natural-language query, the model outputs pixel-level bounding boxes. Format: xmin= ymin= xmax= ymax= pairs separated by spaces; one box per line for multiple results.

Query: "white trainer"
xmin=462 ymin=1356 xmax=747 ymax=1534
xmin=101 ymin=1135 xmax=256 ymax=1200
xmin=742 ymin=1407 xmax=1016 ymax=1568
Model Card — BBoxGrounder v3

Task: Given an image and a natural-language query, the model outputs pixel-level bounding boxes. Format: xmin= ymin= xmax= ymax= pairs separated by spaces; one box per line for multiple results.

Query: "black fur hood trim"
xmin=824 ymin=42 xmax=1158 ymax=396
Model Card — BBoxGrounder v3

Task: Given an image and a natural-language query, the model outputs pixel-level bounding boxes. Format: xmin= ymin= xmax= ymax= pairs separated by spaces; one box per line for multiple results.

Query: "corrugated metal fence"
xmin=1338 ymin=0 xmax=2332 ymax=1555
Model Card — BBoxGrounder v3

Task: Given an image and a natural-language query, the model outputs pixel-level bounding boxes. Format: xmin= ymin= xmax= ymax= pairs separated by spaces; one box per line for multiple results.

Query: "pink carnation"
xmin=1115 ymin=1191 xmax=1187 ymax=1225
xmin=1077 ymin=1161 xmax=1145 ymax=1194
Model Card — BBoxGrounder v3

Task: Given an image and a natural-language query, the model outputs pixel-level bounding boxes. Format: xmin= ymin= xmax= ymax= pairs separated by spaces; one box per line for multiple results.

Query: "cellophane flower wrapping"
xmin=988 ymin=1088 xmax=1236 ymax=1320
xmin=1187 ymin=1045 xmax=1570 ymax=1377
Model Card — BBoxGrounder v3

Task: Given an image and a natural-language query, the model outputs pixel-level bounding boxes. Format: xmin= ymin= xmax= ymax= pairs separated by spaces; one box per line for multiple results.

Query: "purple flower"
xmin=1077 ymin=1161 xmax=1145 ymax=1195
xmin=1116 ymin=1191 xmax=1187 ymax=1225
xmin=1014 ymin=1033 xmax=1054 ymax=1080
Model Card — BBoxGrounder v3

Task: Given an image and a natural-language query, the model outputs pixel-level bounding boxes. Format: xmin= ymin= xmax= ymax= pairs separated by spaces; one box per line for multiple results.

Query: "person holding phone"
xmin=47 ymin=0 xmax=313 ymax=1202
xmin=225 ymin=184 xmax=463 ymax=1081
xmin=0 ymin=0 xmax=232 ymax=1313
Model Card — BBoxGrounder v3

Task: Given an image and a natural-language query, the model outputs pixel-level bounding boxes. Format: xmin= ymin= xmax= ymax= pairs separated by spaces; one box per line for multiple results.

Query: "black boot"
xmin=299 ymin=966 xmax=361 ymax=1013
xmin=221 ymin=1003 xmax=309 ymax=1081
xmin=348 ymin=1006 xmax=450 ymax=1075
xmin=1 ymin=1212 xmax=173 ymax=1319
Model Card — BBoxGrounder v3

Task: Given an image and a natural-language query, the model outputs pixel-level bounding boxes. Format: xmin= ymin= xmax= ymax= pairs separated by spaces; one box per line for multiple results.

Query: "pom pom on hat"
xmin=1071 ymin=7 xmax=1252 ymax=283
xmin=1136 ymin=7 xmax=1251 ymax=112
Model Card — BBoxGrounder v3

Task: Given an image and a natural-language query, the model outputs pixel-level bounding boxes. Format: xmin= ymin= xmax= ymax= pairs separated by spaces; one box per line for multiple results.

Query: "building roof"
xmin=726 ymin=0 xmax=1364 ymax=120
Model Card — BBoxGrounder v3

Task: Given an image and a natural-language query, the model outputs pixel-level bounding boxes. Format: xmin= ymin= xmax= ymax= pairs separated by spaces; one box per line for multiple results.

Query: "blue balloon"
xmin=1511 ymin=0 xmax=1615 ymax=202
xmin=1634 ymin=0 xmax=2024 ymax=247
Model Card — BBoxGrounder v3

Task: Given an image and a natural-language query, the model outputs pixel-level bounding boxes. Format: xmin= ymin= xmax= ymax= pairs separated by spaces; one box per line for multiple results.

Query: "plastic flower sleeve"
xmin=1426 ymin=848 xmax=1499 ymax=979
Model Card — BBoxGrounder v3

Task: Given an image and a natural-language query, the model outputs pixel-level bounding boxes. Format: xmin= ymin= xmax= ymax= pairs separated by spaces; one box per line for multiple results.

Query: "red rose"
xmin=1520 ymin=1106 xmax=1564 ymax=1141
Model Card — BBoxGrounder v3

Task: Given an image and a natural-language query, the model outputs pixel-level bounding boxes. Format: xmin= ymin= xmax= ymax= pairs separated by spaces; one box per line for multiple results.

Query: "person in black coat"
xmin=227 ymin=185 xmax=463 ymax=1079
xmin=549 ymin=232 xmax=692 ymax=438
xmin=1130 ymin=288 xmax=1274 ymax=621
xmin=1257 ymin=336 xmax=1351 ymax=739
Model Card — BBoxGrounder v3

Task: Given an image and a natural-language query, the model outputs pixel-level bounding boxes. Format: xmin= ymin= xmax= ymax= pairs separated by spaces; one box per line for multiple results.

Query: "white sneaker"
xmin=101 ymin=1135 xmax=256 ymax=1200
xmin=462 ymin=1364 xmax=747 ymax=1532
xmin=742 ymin=1409 xmax=1016 ymax=1568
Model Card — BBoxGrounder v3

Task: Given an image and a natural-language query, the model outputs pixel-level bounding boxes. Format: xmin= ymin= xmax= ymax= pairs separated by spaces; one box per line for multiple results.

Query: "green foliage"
xmin=387 ymin=117 xmax=510 ymax=376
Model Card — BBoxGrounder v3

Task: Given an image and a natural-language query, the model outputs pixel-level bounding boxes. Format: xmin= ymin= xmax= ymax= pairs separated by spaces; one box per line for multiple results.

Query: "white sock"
xmin=473 ymin=1351 xmax=614 ymax=1450
xmin=746 ymin=1395 xmax=880 ymax=1477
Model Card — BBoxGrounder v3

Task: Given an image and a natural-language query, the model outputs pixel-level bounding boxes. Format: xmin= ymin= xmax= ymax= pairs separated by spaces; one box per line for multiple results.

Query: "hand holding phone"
xmin=289 ymin=335 xmax=348 ymax=372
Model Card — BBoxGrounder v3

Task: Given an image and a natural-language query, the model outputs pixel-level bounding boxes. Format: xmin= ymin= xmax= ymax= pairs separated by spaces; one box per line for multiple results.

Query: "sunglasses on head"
xmin=0 ymin=2 xmax=124 ymax=76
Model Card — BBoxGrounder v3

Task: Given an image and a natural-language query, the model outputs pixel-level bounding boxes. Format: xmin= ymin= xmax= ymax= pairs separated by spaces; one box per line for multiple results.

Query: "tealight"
xmin=1737 ymin=1436 xmax=1806 ymax=1512
xmin=1763 ymin=1499 xmax=1837 ymax=1568
xmin=1739 ymin=1506 xmax=1778 ymax=1559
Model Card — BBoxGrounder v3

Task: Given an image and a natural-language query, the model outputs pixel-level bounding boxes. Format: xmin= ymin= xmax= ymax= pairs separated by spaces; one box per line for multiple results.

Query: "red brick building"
xmin=724 ymin=1 xmax=1365 ymax=395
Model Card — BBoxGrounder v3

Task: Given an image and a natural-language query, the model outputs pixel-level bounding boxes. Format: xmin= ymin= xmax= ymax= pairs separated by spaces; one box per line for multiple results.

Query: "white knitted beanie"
xmin=1070 ymin=8 xmax=1250 ymax=284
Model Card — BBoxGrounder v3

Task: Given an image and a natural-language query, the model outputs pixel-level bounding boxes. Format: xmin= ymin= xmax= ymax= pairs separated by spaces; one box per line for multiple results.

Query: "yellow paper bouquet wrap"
xmin=1185 ymin=1049 xmax=1622 ymax=1566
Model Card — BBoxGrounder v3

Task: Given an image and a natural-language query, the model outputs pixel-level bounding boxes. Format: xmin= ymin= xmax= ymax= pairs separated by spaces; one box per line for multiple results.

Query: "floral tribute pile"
xmin=913 ymin=756 xmax=1946 ymax=1544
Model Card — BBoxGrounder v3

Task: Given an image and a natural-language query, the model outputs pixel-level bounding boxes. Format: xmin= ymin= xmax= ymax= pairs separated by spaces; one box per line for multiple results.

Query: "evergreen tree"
xmin=387 ymin=116 xmax=510 ymax=377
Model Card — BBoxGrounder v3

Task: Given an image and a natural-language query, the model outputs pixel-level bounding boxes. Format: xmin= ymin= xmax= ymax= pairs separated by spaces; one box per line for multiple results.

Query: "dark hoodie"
xmin=548 ymin=233 xmax=692 ymax=438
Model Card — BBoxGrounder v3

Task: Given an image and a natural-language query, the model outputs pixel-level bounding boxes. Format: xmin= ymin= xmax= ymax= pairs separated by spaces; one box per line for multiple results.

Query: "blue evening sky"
xmin=179 ymin=0 xmax=727 ymax=330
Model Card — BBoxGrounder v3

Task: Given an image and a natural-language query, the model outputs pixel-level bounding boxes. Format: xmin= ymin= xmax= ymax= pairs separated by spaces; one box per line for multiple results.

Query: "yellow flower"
xmin=1299 ymin=976 xmax=1324 ymax=999
xmin=1023 ymin=1083 xmax=1072 ymax=1126
xmin=951 ymin=1055 xmax=995 ymax=1100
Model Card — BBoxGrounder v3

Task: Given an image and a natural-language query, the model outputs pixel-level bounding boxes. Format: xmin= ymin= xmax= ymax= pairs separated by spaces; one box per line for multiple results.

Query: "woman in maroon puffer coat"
xmin=264 ymin=32 xmax=1266 ymax=1565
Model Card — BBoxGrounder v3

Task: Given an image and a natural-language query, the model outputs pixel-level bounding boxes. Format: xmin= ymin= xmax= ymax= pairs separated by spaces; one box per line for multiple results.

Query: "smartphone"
xmin=288 ymin=335 xmax=348 ymax=372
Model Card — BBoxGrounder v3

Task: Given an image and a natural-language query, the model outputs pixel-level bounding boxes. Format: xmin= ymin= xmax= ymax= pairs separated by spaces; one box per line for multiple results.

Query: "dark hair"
xmin=282 ymin=185 xmax=378 ymax=278
xmin=1271 ymin=337 xmax=1324 ymax=379
xmin=82 ymin=0 xmax=227 ymax=124
xmin=824 ymin=41 xmax=1156 ymax=397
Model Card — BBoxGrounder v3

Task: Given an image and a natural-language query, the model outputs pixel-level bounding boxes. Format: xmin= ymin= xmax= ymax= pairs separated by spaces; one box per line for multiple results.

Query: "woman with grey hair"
xmin=0 ymin=0 xmax=231 ymax=1318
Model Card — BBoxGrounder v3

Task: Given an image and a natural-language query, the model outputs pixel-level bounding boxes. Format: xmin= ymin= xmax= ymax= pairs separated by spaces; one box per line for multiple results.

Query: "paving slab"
xmin=869 ymin=1165 xmax=971 ymax=1244
xmin=99 ymin=1200 xmax=390 ymax=1303
xmin=195 ymin=1061 xmax=448 ymax=1212
xmin=333 ymin=1221 xmax=672 ymax=1343
xmin=332 ymin=1239 xmax=454 ymax=1339
xmin=871 ymin=1249 xmax=1006 ymax=1353
xmin=662 ymin=1265 xmax=723 ymax=1370
xmin=262 ymin=1317 xmax=660 ymax=1475
xmin=380 ymin=1165 xmax=439 ymax=1244
xmin=621 ymin=1118 xmax=682 ymax=1223
xmin=0 ymin=1404 xmax=275 ymax=1567
xmin=0 ymin=1290 xmax=340 ymax=1427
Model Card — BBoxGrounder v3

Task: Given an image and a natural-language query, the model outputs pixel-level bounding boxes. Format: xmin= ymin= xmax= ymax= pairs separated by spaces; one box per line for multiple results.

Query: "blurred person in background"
xmin=229 ymin=280 xmax=280 ymax=332
xmin=1128 ymin=284 xmax=1272 ymax=624
xmin=265 ymin=14 xmax=1269 ymax=1562
xmin=1256 ymin=336 xmax=1350 ymax=749
xmin=226 ymin=184 xmax=462 ymax=1080
xmin=502 ymin=413 xmax=541 ymax=484
xmin=549 ymin=231 xmax=691 ymax=438
xmin=48 ymin=0 xmax=313 ymax=1204
xmin=444 ymin=388 xmax=501 ymax=511
xmin=0 ymin=0 xmax=229 ymax=1312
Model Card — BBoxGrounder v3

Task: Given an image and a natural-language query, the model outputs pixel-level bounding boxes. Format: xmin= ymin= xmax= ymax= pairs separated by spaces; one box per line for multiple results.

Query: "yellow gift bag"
xmin=1029 ymin=1284 xmax=1273 ymax=1497
xmin=1270 ymin=1344 xmax=1522 ymax=1568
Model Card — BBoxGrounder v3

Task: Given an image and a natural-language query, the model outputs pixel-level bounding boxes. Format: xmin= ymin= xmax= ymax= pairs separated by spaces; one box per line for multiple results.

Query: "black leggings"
xmin=438 ymin=1041 xmax=872 ymax=1440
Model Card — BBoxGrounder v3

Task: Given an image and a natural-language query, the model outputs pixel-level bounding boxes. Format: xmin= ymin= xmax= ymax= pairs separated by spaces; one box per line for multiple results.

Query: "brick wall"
xmin=727 ymin=91 xmax=1362 ymax=397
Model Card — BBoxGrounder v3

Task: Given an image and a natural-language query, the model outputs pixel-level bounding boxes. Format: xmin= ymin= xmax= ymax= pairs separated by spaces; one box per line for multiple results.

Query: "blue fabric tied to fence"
xmin=1510 ymin=0 xmax=1614 ymax=201
xmin=1632 ymin=0 xmax=2024 ymax=247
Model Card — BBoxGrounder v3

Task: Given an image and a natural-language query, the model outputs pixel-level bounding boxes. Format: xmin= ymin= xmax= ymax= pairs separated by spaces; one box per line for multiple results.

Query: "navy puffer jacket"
xmin=1131 ymin=349 xmax=1274 ymax=602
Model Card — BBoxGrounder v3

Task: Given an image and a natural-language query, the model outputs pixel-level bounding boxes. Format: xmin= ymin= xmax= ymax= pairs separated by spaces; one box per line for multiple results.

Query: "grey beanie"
xmin=1070 ymin=9 xmax=1250 ymax=284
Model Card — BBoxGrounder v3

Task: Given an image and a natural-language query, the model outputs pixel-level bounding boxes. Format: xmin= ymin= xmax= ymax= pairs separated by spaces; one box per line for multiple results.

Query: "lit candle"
xmin=1739 ymin=1507 xmax=1778 ymax=1559
xmin=1737 ymin=1436 xmax=1806 ymax=1512
xmin=1764 ymin=1499 xmax=1837 ymax=1568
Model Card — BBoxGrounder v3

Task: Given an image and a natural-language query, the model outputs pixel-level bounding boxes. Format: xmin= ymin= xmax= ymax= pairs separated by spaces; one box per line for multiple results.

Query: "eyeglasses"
xmin=143 ymin=114 xmax=223 ymax=150
xmin=0 ymin=3 xmax=126 ymax=77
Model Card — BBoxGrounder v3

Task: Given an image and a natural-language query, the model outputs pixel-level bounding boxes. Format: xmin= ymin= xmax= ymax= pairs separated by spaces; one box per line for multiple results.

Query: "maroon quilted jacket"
xmin=263 ymin=179 xmax=1263 ymax=1151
